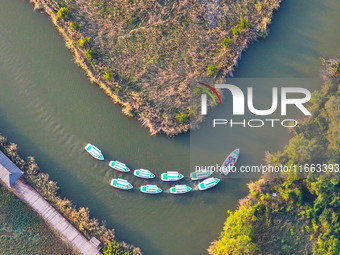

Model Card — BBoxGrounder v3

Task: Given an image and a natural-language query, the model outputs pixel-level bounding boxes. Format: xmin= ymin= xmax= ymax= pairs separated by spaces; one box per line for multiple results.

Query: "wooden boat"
xmin=110 ymin=179 xmax=133 ymax=190
xmin=169 ymin=185 xmax=192 ymax=194
xmin=190 ymin=170 xmax=212 ymax=180
xmin=133 ymin=169 xmax=156 ymax=179
xmin=161 ymin=171 xmax=184 ymax=181
xmin=109 ymin=161 xmax=130 ymax=172
xmin=221 ymin=148 xmax=240 ymax=175
xmin=140 ymin=185 xmax=162 ymax=194
xmin=84 ymin=143 xmax=104 ymax=160
xmin=198 ymin=178 xmax=220 ymax=191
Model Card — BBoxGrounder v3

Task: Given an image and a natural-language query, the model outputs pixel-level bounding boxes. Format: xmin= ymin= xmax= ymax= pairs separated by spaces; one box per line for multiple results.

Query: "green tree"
xmin=85 ymin=48 xmax=95 ymax=61
xmin=103 ymin=241 xmax=132 ymax=255
xmin=57 ymin=7 xmax=69 ymax=19
xmin=232 ymin=26 xmax=241 ymax=36
xmin=78 ymin=37 xmax=90 ymax=47
xmin=207 ymin=64 xmax=218 ymax=75
xmin=239 ymin=18 xmax=251 ymax=29
xmin=176 ymin=112 xmax=189 ymax=123
xmin=222 ymin=38 xmax=232 ymax=48
xmin=104 ymin=69 xmax=114 ymax=80
xmin=70 ymin=21 xmax=81 ymax=30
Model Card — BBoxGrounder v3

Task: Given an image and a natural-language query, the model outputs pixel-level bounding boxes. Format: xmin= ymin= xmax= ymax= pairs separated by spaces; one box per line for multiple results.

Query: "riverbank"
xmin=0 ymin=185 xmax=78 ymax=255
xmin=208 ymin=59 xmax=340 ymax=254
xmin=28 ymin=0 xmax=281 ymax=136
xmin=0 ymin=135 xmax=141 ymax=255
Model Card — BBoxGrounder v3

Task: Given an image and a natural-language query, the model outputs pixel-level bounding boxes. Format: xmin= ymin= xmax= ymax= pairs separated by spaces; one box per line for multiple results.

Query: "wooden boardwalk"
xmin=0 ymin=151 xmax=101 ymax=255
xmin=12 ymin=180 xmax=102 ymax=255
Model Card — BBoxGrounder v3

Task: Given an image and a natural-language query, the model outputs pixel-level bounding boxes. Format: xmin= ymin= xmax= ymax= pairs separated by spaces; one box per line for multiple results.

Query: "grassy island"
xmin=29 ymin=0 xmax=281 ymax=135
xmin=209 ymin=58 xmax=340 ymax=254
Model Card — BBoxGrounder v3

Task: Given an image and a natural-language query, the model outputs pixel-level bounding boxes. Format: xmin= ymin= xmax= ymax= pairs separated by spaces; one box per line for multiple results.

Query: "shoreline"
xmin=0 ymin=133 xmax=141 ymax=254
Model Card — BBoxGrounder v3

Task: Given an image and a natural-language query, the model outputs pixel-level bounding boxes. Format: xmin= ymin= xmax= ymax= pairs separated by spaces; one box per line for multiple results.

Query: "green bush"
xmin=57 ymin=7 xmax=69 ymax=19
xmin=222 ymin=38 xmax=232 ymax=48
xmin=239 ymin=18 xmax=251 ymax=29
xmin=103 ymin=241 xmax=133 ymax=255
xmin=207 ymin=64 xmax=218 ymax=75
xmin=176 ymin=113 xmax=189 ymax=123
xmin=231 ymin=18 xmax=251 ymax=36
xmin=85 ymin=48 xmax=95 ymax=61
xmin=232 ymin=26 xmax=241 ymax=36
xmin=104 ymin=70 xmax=114 ymax=80
xmin=78 ymin=37 xmax=90 ymax=47
xmin=70 ymin=21 xmax=81 ymax=30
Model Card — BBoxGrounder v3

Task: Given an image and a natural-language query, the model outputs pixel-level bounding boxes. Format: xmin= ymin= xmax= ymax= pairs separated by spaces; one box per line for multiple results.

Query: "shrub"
xmin=104 ymin=70 xmax=114 ymax=80
xmin=103 ymin=241 xmax=133 ymax=255
xmin=232 ymin=26 xmax=241 ymax=36
xmin=57 ymin=7 xmax=69 ymax=19
xmin=255 ymin=1 xmax=263 ymax=11
xmin=70 ymin=21 xmax=81 ymax=30
xmin=239 ymin=18 xmax=251 ymax=29
xmin=222 ymin=38 xmax=232 ymax=48
xmin=176 ymin=113 xmax=189 ymax=123
xmin=78 ymin=37 xmax=90 ymax=47
xmin=85 ymin=48 xmax=95 ymax=61
xmin=207 ymin=64 xmax=218 ymax=75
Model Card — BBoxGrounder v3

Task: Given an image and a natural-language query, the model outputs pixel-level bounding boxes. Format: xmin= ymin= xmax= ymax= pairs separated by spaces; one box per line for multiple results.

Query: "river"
xmin=0 ymin=0 xmax=339 ymax=254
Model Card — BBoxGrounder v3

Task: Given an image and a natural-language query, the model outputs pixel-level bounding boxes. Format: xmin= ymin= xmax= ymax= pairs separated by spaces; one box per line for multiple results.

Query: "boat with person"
xmin=190 ymin=170 xmax=212 ymax=180
xmin=161 ymin=171 xmax=184 ymax=181
xmin=169 ymin=185 xmax=192 ymax=194
xmin=109 ymin=160 xmax=130 ymax=172
xmin=221 ymin=148 xmax=240 ymax=175
xmin=84 ymin=143 xmax=104 ymax=160
xmin=198 ymin=177 xmax=220 ymax=191
xmin=140 ymin=185 xmax=162 ymax=194
xmin=133 ymin=169 xmax=156 ymax=179
xmin=110 ymin=179 xmax=133 ymax=190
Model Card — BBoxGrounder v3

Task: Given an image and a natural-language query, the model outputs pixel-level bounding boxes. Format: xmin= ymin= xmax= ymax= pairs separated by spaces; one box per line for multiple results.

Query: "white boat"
xmin=110 ymin=179 xmax=133 ymax=190
xmin=109 ymin=161 xmax=130 ymax=172
xmin=161 ymin=171 xmax=184 ymax=181
xmin=190 ymin=170 xmax=212 ymax=180
xmin=169 ymin=185 xmax=192 ymax=194
xmin=198 ymin=178 xmax=220 ymax=191
xmin=85 ymin=143 xmax=104 ymax=160
xmin=134 ymin=169 xmax=156 ymax=179
xmin=140 ymin=185 xmax=162 ymax=194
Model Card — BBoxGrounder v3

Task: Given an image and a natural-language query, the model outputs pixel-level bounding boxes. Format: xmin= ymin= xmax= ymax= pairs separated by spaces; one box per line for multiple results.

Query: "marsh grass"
xmin=30 ymin=0 xmax=281 ymax=135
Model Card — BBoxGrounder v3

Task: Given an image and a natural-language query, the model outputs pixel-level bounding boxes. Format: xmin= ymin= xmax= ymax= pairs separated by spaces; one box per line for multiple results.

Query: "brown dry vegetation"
xmin=29 ymin=0 xmax=281 ymax=135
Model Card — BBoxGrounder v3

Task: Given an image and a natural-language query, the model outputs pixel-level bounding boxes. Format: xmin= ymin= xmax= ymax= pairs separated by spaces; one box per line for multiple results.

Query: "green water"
xmin=0 ymin=0 xmax=339 ymax=254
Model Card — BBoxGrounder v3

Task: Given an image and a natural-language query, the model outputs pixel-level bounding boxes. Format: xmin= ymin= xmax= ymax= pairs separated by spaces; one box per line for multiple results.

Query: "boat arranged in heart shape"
xmin=140 ymin=185 xmax=162 ymax=194
xmin=85 ymin=143 xmax=104 ymax=160
xmin=110 ymin=179 xmax=133 ymax=190
xmin=109 ymin=160 xmax=130 ymax=172
xmin=190 ymin=170 xmax=212 ymax=180
xmin=133 ymin=169 xmax=156 ymax=179
xmin=161 ymin=171 xmax=184 ymax=181
xmin=169 ymin=185 xmax=192 ymax=194
xmin=198 ymin=178 xmax=220 ymax=191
